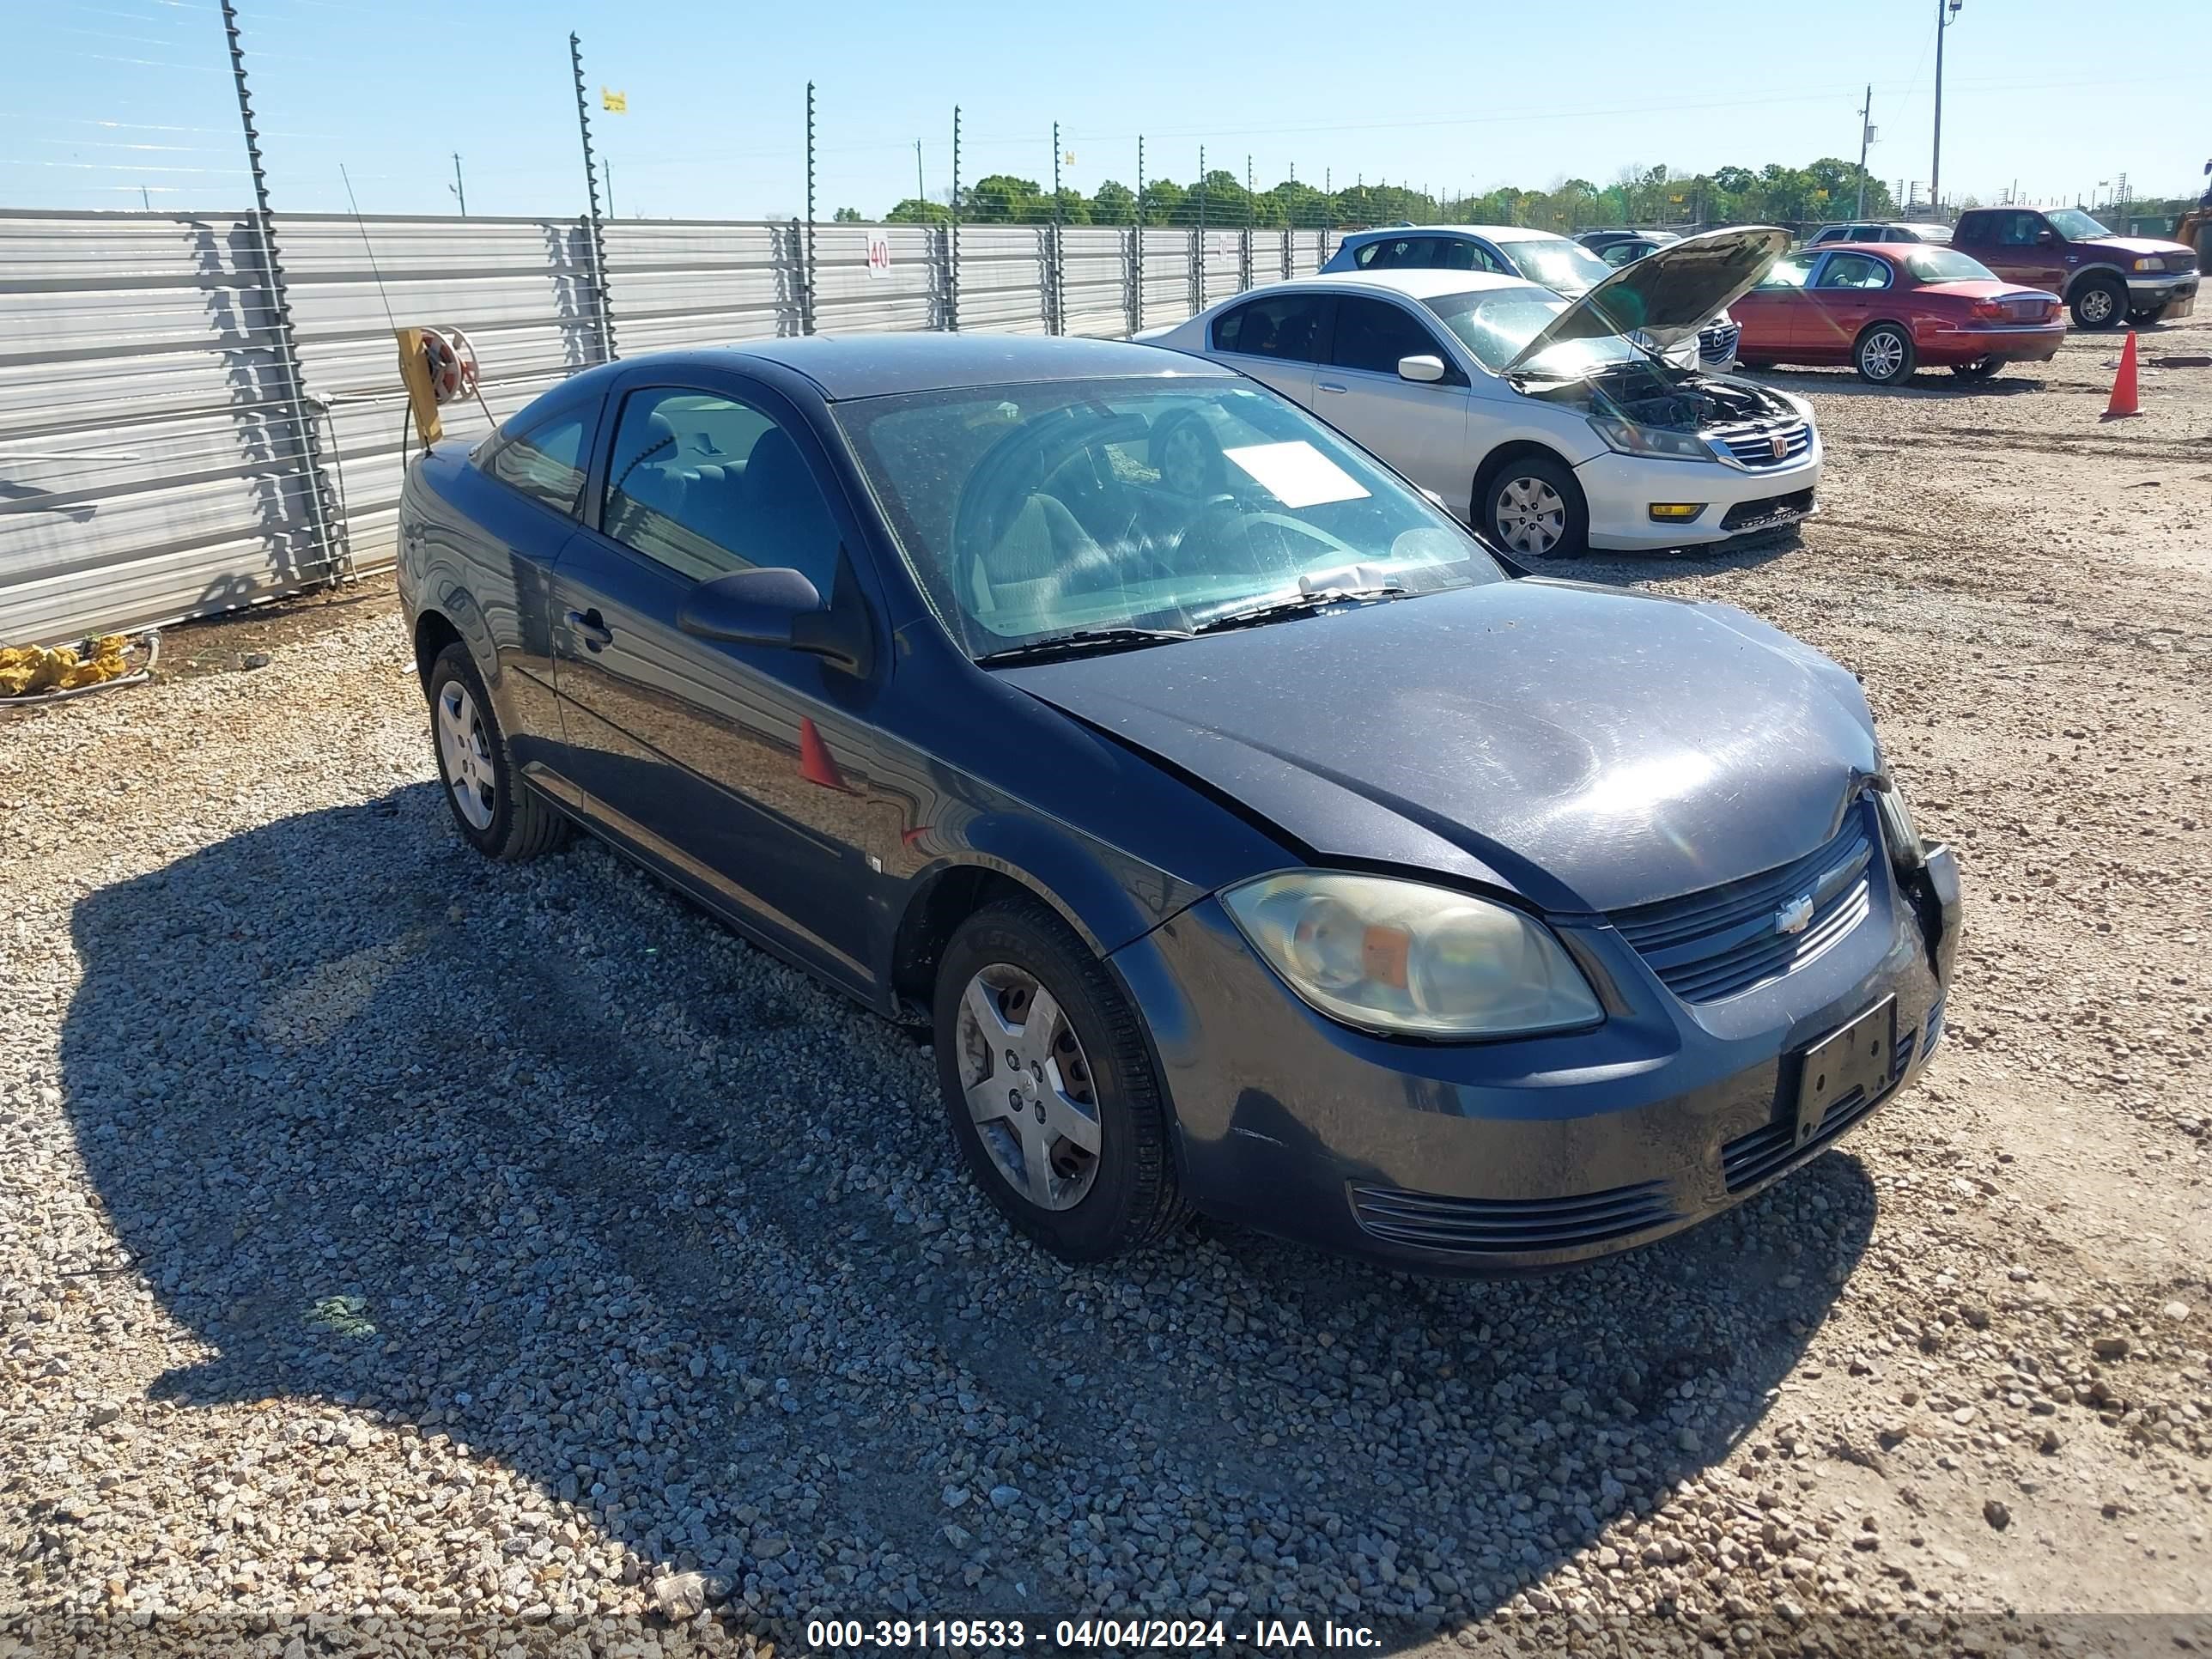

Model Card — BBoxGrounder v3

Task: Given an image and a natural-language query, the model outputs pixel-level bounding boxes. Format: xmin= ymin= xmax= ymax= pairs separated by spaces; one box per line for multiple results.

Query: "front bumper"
xmin=2129 ymin=273 xmax=2197 ymax=315
xmin=1113 ymin=842 xmax=1961 ymax=1274
xmin=1576 ymin=443 xmax=1823 ymax=550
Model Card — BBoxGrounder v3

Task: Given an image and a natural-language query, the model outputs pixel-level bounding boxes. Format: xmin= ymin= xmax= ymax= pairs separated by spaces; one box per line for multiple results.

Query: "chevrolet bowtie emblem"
xmin=1773 ymin=893 xmax=1815 ymax=935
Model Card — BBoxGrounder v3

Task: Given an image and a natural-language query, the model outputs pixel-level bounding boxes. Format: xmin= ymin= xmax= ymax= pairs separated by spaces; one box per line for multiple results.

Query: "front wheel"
xmin=1855 ymin=323 xmax=1916 ymax=386
xmin=2069 ymin=276 xmax=2126 ymax=329
xmin=1952 ymin=356 xmax=2003 ymax=381
xmin=933 ymin=898 xmax=1185 ymax=1262
xmin=1480 ymin=454 xmax=1589 ymax=559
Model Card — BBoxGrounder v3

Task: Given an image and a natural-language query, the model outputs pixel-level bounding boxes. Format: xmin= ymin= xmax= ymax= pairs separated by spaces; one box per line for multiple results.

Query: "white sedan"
xmin=1137 ymin=228 xmax=1819 ymax=559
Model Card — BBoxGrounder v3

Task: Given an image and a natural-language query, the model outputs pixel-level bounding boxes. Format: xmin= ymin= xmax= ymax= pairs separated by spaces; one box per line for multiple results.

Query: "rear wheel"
xmin=427 ymin=641 xmax=568 ymax=860
xmin=2128 ymin=304 xmax=2166 ymax=327
xmin=933 ymin=897 xmax=1184 ymax=1262
xmin=1952 ymin=356 xmax=2003 ymax=381
xmin=1854 ymin=323 xmax=1916 ymax=386
xmin=1480 ymin=453 xmax=1589 ymax=559
xmin=2069 ymin=275 xmax=2126 ymax=330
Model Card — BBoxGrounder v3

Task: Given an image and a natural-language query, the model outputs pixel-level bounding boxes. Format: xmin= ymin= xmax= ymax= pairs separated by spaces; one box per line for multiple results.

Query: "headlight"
xmin=1589 ymin=416 xmax=1715 ymax=463
xmin=1221 ymin=872 xmax=1603 ymax=1039
xmin=1872 ymin=773 xmax=1926 ymax=871
xmin=2133 ymin=256 xmax=2166 ymax=273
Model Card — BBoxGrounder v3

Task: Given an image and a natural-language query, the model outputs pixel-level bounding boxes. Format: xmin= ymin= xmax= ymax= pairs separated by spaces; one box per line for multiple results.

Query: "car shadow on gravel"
xmin=1747 ymin=367 xmax=2049 ymax=398
xmin=61 ymin=789 xmax=1877 ymax=1647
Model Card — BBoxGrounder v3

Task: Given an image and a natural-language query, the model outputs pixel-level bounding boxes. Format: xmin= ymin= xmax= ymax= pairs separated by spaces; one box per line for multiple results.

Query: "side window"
xmin=1951 ymin=215 xmax=1988 ymax=246
xmin=486 ymin=410 xmax=590 ymax=516
xmin=1352 ymin=240 xmax=1385 ymax=269
xmin=601 ymin=386 xmax=842 ymax=598
xmin=1434 ymin=238 xmax=1496 ymax=272
xmin=1332 ymin=297 xmax=1450 ymax=376
xmin=1213 ymin=295 xmax=1327 ymax=362
xmin=1759 ymin=253 xmax=1817 ymax=289
xmin=1814 ymin=252 xmax=1891 ymax=290
xmin=1993 ymin=212 xmax=2045 ymax=247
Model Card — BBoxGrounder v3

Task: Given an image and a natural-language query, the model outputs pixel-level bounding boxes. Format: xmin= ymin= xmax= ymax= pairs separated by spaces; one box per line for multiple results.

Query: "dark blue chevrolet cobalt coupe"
xmin=398 ymin=334 xmax=1960 ymax=1272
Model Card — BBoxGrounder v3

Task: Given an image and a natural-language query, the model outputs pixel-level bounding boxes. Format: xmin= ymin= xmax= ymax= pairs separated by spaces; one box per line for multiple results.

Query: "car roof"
xmin=1340 ymin=223 xmax=1565 ymax=243
xmin=1261 ymin=269 xmax=1542 ymax=301
xmin=665 ymin=333 xmax=1232 ymax=401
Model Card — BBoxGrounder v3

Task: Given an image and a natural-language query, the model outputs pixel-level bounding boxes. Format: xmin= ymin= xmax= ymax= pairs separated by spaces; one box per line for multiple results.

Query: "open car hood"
xmin=1504 ymin=226 xmax=1789 ymax=373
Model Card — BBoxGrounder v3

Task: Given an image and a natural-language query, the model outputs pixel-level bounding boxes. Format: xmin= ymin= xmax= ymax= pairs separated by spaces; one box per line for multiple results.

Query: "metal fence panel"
xmin=956 ymin=226 xmax=1050 ymax=336
xmin=0 ymin=210 xmax=328 ymax=647
xmin=603 ymin=219 xmax=800 ymax=356
xmin=1139 ymin=229 xmax=1193 ymax=330
xmin=1199 ymin=230 xmax=1242 ymax=307
xmin=810 ymin=222 xmax=939 ymax=335
xmin=1059 ymin=226 xmax=1131 ymax=339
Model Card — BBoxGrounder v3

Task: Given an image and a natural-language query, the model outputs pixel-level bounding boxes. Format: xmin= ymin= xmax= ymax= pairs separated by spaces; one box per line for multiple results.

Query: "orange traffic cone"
xmin=797 ymin=715 xmax=851 ymax=791
xmin=2103 ymin=330 xmax=2142 ymax=419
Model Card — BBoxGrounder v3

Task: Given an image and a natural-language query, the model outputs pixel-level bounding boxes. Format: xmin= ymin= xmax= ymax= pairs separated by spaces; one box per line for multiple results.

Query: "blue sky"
xmin=7 ymin=0 xmax=2208 ymax=221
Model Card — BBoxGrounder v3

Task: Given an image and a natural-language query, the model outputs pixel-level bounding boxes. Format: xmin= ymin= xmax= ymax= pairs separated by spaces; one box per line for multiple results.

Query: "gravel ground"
xmin=3 ymin=317 xmax=2209 ymax=1658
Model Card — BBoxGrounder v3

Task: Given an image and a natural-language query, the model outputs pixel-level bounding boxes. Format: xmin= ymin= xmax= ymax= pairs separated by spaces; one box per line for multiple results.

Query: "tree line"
xmin=851 ymin=158 xmax=1901 ymax=232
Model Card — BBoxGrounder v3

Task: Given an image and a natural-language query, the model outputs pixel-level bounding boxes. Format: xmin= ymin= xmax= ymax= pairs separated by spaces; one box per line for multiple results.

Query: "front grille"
xmin=1711 ymin=418 xmax=1813 ymax=469
xmin=1609 ymin=805 xmax=1876 ymax=1003
xmin=1698 ymin=320 xmax=1741 ymax=363
xmin=1347 ymin=1179 xmax=1677 ymax=1255
xmin=2167 ymin=251 xmax=2198 ymax=277
xmin=1720 ymin=488 xmax=1816 ymax=532
xmin=1723 ymin=1007 xmax=1933 ymax=1193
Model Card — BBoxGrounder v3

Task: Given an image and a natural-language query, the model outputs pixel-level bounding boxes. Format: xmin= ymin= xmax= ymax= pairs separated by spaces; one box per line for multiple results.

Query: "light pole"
xmin=1930 ymin=0 xmax=1963 ymax=216
xmin=1855 ymin=85 xmax=1875 ymax=218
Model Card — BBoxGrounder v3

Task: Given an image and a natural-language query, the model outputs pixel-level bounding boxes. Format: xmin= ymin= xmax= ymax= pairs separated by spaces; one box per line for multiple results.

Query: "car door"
xmin=454 ymin=401 xmax=603 ymax=798
xmin=1207 ymin=291 xmax=1334 ymax=404
xmin=1801 ymin=250 xmax=1895 ymax=360
xmin=1969 ymin=210 xmax=2065 ymax=292
xmin=1313 ymin=295 xmax=1471 ymax=500
xmin=549 ymin=371 xmax=893 ymax=994
xmin=1731 ymin=251 xmax=1817 ymax=356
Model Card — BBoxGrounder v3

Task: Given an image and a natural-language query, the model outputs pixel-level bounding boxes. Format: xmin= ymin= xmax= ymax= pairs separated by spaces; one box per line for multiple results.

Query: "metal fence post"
xmin=1128 ymin=134 xmax=1144 ymax=337
xmin=568 ymin=32 xmax=617 ymax=362
xmin=949 ymin=105 xmax=962 ymax=332
xmin=1049 ymin=122 xmax=1065 ymax=336
xmin=803 ymin=82 xmax=817 ymax=335
xmin=219 ymin=0 xmax=348 ymax=587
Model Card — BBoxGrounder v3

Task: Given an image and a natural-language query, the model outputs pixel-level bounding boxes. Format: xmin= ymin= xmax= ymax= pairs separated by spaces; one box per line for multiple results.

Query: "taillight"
xmin=1971 ymin=298 xmax=2008 ymax=320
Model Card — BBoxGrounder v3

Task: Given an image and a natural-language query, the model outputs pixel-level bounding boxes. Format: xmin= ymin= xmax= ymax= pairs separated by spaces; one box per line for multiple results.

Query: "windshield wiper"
xmin=972 ymin=626 xmax=1194 ymax=666
xmin=1193 ymin=585 xmax=1408 ymax=635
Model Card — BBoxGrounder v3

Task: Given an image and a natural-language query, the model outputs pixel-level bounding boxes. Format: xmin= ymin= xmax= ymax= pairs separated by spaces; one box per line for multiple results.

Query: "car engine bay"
xmin=1525 ymin=361 xmax=1799 ymax=432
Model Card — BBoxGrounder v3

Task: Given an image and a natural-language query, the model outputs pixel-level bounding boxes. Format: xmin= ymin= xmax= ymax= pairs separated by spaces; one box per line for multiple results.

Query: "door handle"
xmin=1316 ymin=380 xmax=1348 ymax=394
xmin=565 ymin=608 xmax=613 ymax=651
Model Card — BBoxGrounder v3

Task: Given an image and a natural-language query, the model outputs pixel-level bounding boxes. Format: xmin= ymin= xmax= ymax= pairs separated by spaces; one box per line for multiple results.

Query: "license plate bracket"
xmin=1792 ymin=997 xmax=1897 ymax=1148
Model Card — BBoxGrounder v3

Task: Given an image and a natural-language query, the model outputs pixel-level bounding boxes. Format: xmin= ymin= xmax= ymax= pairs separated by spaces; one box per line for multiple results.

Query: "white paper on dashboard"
xmin=1221 ymin=441 xmax=1372 ymax=508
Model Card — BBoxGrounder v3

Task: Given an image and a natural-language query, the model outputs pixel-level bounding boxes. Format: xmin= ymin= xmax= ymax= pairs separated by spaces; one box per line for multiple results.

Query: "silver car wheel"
xmin=2077 ymin=286 xmax=2116 ymax=325
xmin=1859 ymin=331 xmax=1906 ymax=382
xmin=956 ymin=963 xmax=1102 ymax=1212
xmin=435 ymin=681 xmax=496 ymax=832
xmin=1494 ymin=476 xmax=1566 ymax=556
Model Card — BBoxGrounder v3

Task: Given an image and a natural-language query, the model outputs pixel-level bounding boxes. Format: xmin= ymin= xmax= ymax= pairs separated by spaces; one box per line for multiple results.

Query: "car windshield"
xmin=1902 ymin=246 xmax=1998 ymax=283
xmin=2045 ymin=209 xmax=2112 ymax=240
xmin=1492 ymin=238 xmax=1613 ymax=293
xmin=1419 ymin=286 xmax=1639 ymax=375
xmin=832 ymin=379 xmax=1506 ymax=657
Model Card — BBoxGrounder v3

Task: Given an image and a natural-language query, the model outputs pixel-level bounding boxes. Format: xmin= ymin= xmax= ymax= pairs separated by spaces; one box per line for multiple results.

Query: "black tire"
xmin=2128 ymin=305 xmax=2166 ymax=327
xmin=426 ymin=641 xmax=568 ymax=861
xmin=933 ymin=896 xmax=1185 ymax=1262
xmin=2069 ymin=275 xmax=2127 ymax=330
xmin=1952 ymin=356 xmax=2003 ymax=381
xmin=1853 ymin=323 xmax=1916 ymax=386
xmin=1479 ymin=452 xmax=1589 ymax=560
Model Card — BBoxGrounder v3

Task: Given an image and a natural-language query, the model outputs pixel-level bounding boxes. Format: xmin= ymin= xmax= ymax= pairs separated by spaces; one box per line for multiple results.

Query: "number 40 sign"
xmin=866 ymin=232 xmax=892 ymax=278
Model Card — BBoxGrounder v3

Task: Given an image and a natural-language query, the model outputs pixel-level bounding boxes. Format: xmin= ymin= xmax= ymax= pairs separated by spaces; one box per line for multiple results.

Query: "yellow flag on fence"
xmin=601 ymin=88 xmax=628 ymax=113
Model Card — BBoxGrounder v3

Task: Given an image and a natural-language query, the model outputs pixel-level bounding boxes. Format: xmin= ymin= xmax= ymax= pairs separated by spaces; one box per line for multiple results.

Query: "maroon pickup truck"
xmin=1949 ymin=206 xmax=2198 ymax=329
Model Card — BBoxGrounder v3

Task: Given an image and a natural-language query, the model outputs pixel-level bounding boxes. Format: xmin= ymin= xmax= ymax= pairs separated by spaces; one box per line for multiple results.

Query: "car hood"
xmin=1504 ymin=226 xmax=1790 ymax=371
xmin=1000 ymin=580 xmax=1880 ymax=915
xmin=2089 ymin=236 xmax=2192 ymax=258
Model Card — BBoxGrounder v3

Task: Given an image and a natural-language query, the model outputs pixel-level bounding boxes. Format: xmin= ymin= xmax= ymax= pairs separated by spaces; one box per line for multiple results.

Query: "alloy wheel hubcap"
xmin=435 ymin=682 xmax=496 ymax=831
xmin=1863 ymin=333 xmax=1905 ymax=380
xmin=957 ymin=964 xmax=1102 ymax=1212
xmin=1495 ymin=477 xmax=1566 ymax=556
xmin=2081 ymin=289 xmax=2114 ymax=323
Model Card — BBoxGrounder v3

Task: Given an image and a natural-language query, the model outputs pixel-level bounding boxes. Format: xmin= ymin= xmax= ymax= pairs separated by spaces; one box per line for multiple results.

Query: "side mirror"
xmin=677 ymin=566 xmax=875 ymax=678
xmin=678 ymin=566 xmax=822 ymax=648
xmin=1397 ymin=354 xmax=1448 ymax=384
xmin=1419 ymin=487 xmax=1449 ymax=511
xmin=2035 ymin=228 xmax=2057 ymax=245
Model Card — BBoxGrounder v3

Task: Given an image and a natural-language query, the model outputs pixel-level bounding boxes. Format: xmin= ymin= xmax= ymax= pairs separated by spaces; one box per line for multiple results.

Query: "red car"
xmin=1730 ymin=242 xmax=2065 ymax=386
